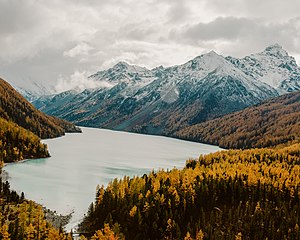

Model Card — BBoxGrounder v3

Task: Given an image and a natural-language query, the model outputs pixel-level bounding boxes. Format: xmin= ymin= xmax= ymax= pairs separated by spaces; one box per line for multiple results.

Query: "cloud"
xmin=184 ymin=17 xmax=254 ymax=41
xmin=64 ymin=42 xmax=94 ymax=58
xmin=55 ymin=71 xmax=114 ymax=93
xmin=204 ymin=0 xmax=300 ymax=21
xmin=166 ymin=0 xmax=190 ymax=23
xmin=0 ymin=0 xmax=300 ymax=93
xmin=172 ymin=16 xmax=300 ymax=58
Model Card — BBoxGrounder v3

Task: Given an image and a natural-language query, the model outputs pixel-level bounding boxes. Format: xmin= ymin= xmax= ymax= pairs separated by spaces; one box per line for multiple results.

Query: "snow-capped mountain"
xmin=32 ymin=44 xmax=300 ymax=135
xmin=11 ymin=79 xmax=55 ymax=101
xmin=226 ymin=44 xmax=300 ymax=92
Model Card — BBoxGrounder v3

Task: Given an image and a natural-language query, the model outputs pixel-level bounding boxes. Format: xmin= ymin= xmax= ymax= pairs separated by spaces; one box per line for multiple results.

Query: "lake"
xmin=3 ymin=127 xmax=222 ymax=231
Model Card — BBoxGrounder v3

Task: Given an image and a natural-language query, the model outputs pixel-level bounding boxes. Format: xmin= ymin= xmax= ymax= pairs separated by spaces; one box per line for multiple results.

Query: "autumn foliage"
xmin=79 ymin=143 xmax=300 ymax=239
xmin=175 ymin=90 xmax=300 ymax=149
xmin=0 ymin=117 xmax=49 ymax=162
xmin=0 ymin=77 xmax=81 ymax=162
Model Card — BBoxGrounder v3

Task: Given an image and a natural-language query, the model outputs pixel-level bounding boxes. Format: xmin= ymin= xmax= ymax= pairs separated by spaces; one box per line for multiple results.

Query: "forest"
xmin=77 ymin=91 xmax=300 ymax=239
xmin=79 ymin=143 xmax=300 ymax=239
xmin=0 ymin=78 xmax=81 ymax=163
xmin=175 ymin=90 xmax=300 ymax=149
xmin=0 ymin=117 xmax=49 ymax=163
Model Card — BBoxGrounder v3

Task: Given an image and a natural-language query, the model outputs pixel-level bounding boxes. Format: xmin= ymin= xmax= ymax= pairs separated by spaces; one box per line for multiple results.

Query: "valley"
xmin=1 ymin=45 xmax=300 ymax=239
xmin=2 ymin=1 xmax=300 ymax=239
xmin=3 ymin=127 xmax=222 ymax=232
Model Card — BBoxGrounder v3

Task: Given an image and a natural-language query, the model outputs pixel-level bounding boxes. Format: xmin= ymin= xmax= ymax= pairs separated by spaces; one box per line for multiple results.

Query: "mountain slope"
xmin=175 ymin=90 xmax=300 ymax=149
xmin=0 ymin=78 xmax=80 ymax=139
xmin=226 ymin=44 xmax=300 ymax=92
xmin=0 ymin=117 xmax=49 ymax=163
xmin=33 ymin=46 xmax=292 ymax=136
xmin=0 ymin=77 xmax=81 ymax=162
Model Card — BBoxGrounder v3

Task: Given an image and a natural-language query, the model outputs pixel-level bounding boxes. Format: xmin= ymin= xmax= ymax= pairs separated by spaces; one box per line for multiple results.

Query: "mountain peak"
xmin=205 ymin=50 xmax=220 ymax=57
xmin=263 ymin=44 xmax=289 ymax=58
xmin=192 ymin=50 xmax=224 ymax=62
xmin=113 ymin=61 xmax=130 ymax=69
xmin=112 ymin=61 xmax=150 ymax=73
xmin=266 ymin=43 xmax=283 ymax=49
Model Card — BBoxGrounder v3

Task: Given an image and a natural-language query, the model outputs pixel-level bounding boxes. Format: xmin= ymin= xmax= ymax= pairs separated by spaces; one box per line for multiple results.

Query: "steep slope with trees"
xmin=0 ymin=78 xmax=80 ymax=139
xmin=0 ymin=117 xmax=49 ymax=163
xmin=0 ymin=77 xmax=81 ymax=162
xmin=175 ymin=90 xmax=300 ymax=149
xmin=79 ymin=143 xmax=300 ymax=239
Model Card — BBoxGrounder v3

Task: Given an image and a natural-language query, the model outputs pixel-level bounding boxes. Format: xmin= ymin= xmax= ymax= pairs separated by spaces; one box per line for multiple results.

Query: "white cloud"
xmin=64 ymin=42 xmax=94 ymax=58
xmin=55 ymin=71 xmax=114 ymax=93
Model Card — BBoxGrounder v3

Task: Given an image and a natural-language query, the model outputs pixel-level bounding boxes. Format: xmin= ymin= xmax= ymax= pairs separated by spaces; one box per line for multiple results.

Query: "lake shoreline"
xmin=3 ymin=127 xmax=222 ymax=231
xmin=0 ymin=167 xmax=74 ymax=231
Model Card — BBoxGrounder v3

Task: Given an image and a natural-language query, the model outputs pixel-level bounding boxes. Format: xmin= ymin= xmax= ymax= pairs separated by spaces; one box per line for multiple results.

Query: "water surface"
xmin=4 ymin=127 xmax=222 ymax=230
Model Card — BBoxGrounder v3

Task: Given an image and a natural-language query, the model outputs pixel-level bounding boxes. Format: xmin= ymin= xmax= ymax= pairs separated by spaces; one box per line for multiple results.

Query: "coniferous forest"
xmin=0 ymin=117 xmax=49 ymax=163
xmin=79 ymin=143 xmax=300 ymax=239
xmin=77 ymin=91 xmax=300 ymax=240
xmin=0 ymin=149 xmax=73 ymax=239
xmin=0 ymin=173 xmax=73 ymax=240
xmin=175 ymin=91 xmax=300 ymax=149
xmin=0 ymin=78 xmax=80 ymax=140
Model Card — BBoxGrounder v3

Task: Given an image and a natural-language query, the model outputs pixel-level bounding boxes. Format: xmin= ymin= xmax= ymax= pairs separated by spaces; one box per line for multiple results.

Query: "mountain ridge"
xmin=32 ymin=44 xmax=300 ymax=136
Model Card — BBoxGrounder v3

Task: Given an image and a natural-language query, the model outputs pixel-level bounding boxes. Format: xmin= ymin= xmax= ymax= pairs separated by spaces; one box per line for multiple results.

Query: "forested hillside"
xmin=79 ymin=143 xmax=300 ymax=239
xmin=0 ymin=117 xmax=49 ymax=162
xmin=0 ymin=77 xmax=81 ymax=163
xmin=0 ymin=78 xmax=80 ymax=139
xmin=175 ymin=90 xmax=300 ymax=149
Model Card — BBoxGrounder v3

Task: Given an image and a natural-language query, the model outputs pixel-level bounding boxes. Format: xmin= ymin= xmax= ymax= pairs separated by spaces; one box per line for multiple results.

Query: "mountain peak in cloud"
xmin=263 ymin=43 xmax=289 ymax=58
xmin=111 ymin=61 xmax=149 ymax=74
xmin=113 ymin=61 xmax=130 ymax=69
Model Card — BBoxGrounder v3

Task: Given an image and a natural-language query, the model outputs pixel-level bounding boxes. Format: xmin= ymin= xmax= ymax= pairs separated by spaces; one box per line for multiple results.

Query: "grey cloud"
xmin=172 ymin=16 xmax=300 ymax=57
xmin=204 ymin=0 xmax=300 ymax=21
xmin=184 ymin=17 xmax=254 ymax=41
xmin=0 ymin=0 xmax=41 ymax=35
xmin=118 ymin=22 xmax=158 ymax=41
xmin=1 ymin=0 xmax=300 ymax=93
xmin=167 ymin=0 xmax=190 ymax=23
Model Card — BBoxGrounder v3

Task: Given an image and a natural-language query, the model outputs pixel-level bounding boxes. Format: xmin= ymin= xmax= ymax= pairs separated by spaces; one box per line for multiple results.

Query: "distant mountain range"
xmin=32 ymin=44 xmax=300 ymax=136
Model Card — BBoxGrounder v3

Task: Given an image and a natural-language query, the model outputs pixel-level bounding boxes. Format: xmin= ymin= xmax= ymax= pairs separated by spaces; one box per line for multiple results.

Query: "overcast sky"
xmin=1 ymin=0 xmax=300 ymax=92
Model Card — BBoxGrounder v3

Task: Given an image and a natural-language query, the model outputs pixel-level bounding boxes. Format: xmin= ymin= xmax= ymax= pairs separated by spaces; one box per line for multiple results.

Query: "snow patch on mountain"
xmin=226 ymin=44 xmax=300 ymax=92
